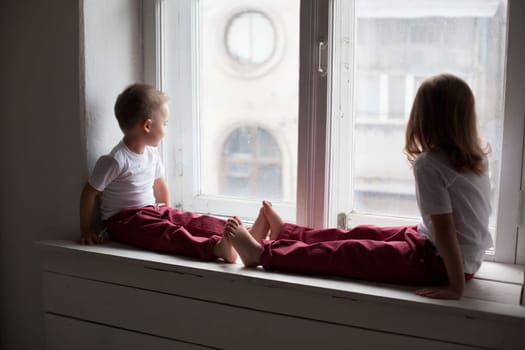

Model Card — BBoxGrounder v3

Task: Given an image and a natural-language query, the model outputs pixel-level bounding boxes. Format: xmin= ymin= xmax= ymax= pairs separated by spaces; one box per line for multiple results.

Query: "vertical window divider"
xmin=297 ymin=0 xmax=331 ymax=227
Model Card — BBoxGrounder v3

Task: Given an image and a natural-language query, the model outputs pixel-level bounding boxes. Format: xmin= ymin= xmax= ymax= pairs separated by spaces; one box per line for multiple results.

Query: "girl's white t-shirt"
xmin=89 ymin=140 xmax=165 ymax=220
xmin=414 ymin=151 xmax=493 ymax=274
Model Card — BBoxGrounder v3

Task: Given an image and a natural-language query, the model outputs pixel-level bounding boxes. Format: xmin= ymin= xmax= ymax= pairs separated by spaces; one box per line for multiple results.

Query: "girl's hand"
xmin=423 ymin=213 xmax=465 ymax=300
xmin=416 ymin=286 xmax=462 ymax=299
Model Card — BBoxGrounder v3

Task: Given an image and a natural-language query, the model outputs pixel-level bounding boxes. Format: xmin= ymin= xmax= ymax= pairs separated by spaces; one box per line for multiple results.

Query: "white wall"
xmin=83 ymin=0 xmax=143 ymax=170
xmin=0 ymin=1 xmax=142 ymax=349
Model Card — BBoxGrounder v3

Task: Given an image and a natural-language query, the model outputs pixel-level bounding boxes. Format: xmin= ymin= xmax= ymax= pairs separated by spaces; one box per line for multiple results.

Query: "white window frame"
xmin=144 ymin=0 xmax=525 ymax=264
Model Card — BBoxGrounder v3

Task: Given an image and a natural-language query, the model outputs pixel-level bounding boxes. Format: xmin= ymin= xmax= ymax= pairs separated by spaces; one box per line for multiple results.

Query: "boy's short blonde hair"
xmin=114 ymin=84 xmax=167 ymax=131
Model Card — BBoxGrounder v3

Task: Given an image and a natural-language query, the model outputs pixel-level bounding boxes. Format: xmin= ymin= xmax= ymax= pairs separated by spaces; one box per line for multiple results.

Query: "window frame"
xmin=326 ymin=0 xmax=525 ymax=264
xmin=145 ymin=0 xmax=525 ymax=264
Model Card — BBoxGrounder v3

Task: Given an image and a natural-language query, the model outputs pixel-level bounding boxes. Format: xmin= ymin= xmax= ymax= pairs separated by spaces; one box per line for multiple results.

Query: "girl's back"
xmin=414 ymin=150 xmax=492 ymax=273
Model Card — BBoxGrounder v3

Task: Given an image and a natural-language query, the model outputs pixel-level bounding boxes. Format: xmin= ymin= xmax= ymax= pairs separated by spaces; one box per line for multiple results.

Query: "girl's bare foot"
xmin=249 ymin=206 xmax=270 ymax=242
xmin=262 ymin=200 xmax=284 ymax=240
xmin=214 ymin=226 xmax=238 ymax=263
xmin=224 ymin=218 xmax=263 ymax=267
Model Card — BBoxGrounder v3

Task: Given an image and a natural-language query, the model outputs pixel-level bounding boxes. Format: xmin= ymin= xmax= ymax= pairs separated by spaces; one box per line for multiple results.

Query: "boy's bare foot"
xmin=213 ymin=231 xmax=238 ymax=263
xmin=249 ymin=206 xmax=270 ymax=242
xmin=262 ymin=200 xmax=284 ymax=240
xmin=224 ymin=218 xmax=263 ymax=267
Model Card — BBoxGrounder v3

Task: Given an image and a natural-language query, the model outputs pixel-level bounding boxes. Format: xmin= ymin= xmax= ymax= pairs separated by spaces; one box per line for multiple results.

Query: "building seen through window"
xmin=221 ymin=126 xmax=283 ymax=200
xmin=197 ymin=0 xmax=298 ymax=205
xmin=348 ymin=1 xmax=506 ymax=221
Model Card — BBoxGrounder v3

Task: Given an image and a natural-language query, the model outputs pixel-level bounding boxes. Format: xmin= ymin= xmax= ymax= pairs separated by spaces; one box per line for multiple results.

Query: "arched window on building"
xmin=221 ymin=126 xmax=282 ymax=200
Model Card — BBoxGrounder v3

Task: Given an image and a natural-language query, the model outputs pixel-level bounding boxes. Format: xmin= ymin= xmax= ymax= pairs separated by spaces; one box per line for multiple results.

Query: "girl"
xmin=225 ymin=73 xmax=493 ymax=300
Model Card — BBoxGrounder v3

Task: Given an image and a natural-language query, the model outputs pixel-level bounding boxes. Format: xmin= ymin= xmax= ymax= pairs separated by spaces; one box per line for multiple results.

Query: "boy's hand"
xmin=79 ymin=183 xmax=103 ymax=245
xmin=78 ymin=229 xmax=105 ymax=245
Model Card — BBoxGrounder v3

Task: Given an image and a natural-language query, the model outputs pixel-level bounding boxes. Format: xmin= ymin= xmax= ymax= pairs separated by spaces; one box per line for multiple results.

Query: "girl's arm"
xmin=416 ymin=213 xmax=465 ymax=299
xmin=153 ymin=177 xmax=171 ymax=207
xmin=79 ymin=183 xmax=102 ymax=245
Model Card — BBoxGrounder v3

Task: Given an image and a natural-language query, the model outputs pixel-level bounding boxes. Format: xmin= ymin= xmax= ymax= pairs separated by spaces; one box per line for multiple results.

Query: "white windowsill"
xmin=38 ymin=239 xmax=525 ymax=319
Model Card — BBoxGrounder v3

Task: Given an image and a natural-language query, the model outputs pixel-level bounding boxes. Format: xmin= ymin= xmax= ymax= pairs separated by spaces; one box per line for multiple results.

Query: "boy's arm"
xmin=79 ymin=183 xmax=102 ymax=245
xmin=416 ymin=213 xmax=465 ymax=299
xmin=153 ymin=177 xmax=171 ymax=207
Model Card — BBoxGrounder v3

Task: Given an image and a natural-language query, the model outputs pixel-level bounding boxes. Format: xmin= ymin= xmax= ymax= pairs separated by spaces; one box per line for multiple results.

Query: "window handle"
xmin=317 ymin=40 xmax=328 ymax=76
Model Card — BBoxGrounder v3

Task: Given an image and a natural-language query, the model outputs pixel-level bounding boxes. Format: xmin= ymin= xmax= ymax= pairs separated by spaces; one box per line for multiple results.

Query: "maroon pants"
xmin=106 ymin=206 xmax=226 ymax=260
xmin=260 ymin=223 xmax=449 ymax=285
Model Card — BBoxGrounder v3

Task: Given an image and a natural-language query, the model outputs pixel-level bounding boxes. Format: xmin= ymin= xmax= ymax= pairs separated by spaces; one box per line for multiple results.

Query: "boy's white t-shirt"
xmin=414 ymin=151 xmax=493 ymax=274
xmin=89 ymin=140 xmax=165 ymax=220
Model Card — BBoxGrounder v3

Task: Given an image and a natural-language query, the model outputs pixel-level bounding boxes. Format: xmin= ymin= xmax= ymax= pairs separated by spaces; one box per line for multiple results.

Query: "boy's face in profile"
xmin=146 ymin=103 xmax=169 ymax=147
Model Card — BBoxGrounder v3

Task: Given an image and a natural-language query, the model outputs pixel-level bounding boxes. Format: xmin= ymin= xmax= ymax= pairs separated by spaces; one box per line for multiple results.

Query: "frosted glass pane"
xmin=198 ymin=0 xmax=299 ymax=202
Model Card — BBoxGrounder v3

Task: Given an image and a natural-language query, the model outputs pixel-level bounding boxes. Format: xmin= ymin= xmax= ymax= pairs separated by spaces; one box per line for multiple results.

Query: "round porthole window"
xmin=225 ymin=11 xmax=276 ymax=66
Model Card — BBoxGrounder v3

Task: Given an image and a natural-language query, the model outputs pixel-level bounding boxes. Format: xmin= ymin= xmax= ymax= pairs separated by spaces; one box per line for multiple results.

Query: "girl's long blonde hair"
xmin=404 ymin=73 xmax=488 ymax=175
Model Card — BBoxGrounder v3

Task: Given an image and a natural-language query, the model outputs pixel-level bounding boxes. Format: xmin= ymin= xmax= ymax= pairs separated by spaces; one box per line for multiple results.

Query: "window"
xmin=333 ymin=1 xmax=509 ymax=224
xmin=329 ymin=0 xmax=523 ymax=264
xmin=148 ymin=0 xmax=525 ymax=264
xmin=162 ymin=0 xmax=298 ymax=221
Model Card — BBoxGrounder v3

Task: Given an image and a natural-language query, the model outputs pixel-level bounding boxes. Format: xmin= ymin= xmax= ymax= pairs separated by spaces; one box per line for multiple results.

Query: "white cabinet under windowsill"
xmin=38 ymin=240 xmax=525 ymax=349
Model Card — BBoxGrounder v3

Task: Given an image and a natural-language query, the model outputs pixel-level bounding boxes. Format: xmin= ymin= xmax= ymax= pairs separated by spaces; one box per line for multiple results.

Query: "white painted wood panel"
xmin=41 ymin=253 xmax=525 ymax=347
xmin=45 ymin=314 xmax=210 ymax=350
xmin=43 ymin=272 xmax=477 ymax=350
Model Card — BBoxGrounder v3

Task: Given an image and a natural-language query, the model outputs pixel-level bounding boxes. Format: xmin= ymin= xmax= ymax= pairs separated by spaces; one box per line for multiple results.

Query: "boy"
xmin=79 ymin=84 xmax=237 ymax=263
